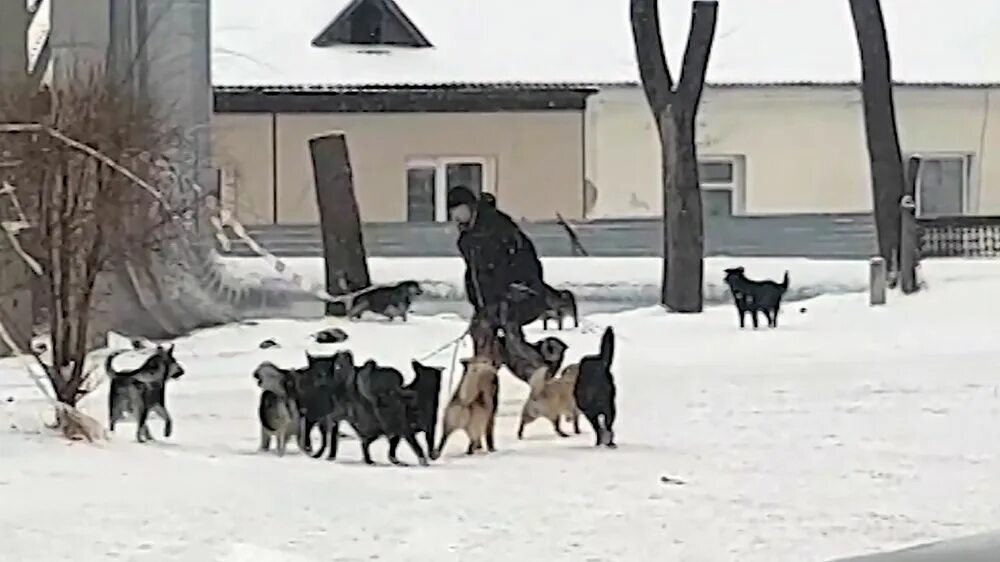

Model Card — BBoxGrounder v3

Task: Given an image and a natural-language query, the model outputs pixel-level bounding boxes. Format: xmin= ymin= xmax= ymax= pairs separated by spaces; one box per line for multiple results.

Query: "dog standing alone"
xmin=723 ymin=267 xmax=790 ymax=329
xmin=106 ymin=345 xmax=186 ymax=443
xmin=573 ymin=327 xmax=617 ymax=448
xmin=347 ymin=281 xmax=423 ymax=322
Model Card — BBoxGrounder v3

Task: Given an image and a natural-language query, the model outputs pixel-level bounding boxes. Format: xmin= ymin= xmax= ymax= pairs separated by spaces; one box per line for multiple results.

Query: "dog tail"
xmin=780 ymin=271 xmax=790 ymax=292
xmin=104 ymin=350 xmax=126 ymax=377
xmin=598 ymin=327 xmax=615 ymax=371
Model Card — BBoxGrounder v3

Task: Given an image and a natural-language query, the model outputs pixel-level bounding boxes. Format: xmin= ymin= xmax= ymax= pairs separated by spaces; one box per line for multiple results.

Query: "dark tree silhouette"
xmin=630 ymin=0 xmax=718 ymax=312
xmin=849 ymin=0 xmax=907 ymax=277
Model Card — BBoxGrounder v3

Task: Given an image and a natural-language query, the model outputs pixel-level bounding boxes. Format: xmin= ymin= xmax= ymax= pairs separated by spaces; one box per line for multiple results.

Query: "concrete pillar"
xmin=0 ymin=0 xmax=29 ymax=79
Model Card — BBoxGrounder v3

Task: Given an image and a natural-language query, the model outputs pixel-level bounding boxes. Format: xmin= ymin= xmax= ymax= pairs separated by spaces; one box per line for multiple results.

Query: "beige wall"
xmin=586 ymin=86 xmax=1000 ymax=217
xmin=214 ymin=111 xmax=585 ymax=224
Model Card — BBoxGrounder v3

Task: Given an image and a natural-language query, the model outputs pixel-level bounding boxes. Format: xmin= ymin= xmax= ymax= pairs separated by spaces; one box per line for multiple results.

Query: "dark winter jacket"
xmin=457 ymin=200 xmax=546 ymax=327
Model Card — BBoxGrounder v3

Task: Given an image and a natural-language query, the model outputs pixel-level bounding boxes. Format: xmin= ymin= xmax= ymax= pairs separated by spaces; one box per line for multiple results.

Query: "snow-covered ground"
xmin=3 ymin=260 xmax=1000 ymax=561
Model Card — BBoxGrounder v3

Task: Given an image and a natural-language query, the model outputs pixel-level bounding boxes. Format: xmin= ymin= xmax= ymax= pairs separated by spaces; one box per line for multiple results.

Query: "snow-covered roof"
xmin=212 ymin=0 xmax=1000 ymax=90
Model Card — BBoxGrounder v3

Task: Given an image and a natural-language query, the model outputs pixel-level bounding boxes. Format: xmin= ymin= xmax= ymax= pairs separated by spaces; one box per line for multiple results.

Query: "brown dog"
xmin=517 ymin=362 xmax=581 ymax=439
xmin=431 ymin=356 xmax=499 ymax=458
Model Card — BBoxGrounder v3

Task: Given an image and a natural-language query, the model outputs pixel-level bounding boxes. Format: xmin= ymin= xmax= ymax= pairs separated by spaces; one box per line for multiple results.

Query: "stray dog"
xmin=347 ymin=281 xmax=423 ymax=322
xmin=106 ymin=345 xmax=185 ymax=443
xmin=573 ymin=327 xmax=617 ymax=448
xmin=253 ymin=362 xmax=300 ymax=456
xmin=432 ymin=356 xmax=499 ymax=459
xmin=497 ymin=333 xmax=568 ymax=383
xmin=541 ymin=285 xmax=578 ymax=330
xmin=405 ymin=361 xmax=443 ymax=457
xmin=723 ymin=267 xmax=790 ymax=329
xmin=298 ymin=352 xmax=428 ymax=466
xmin=517 ymin=362 xmax=581 ymax=439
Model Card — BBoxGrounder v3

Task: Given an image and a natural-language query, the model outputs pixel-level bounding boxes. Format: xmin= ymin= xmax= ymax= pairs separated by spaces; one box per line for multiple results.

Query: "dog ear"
xmin=411 ymin=359 xmax=422 ymax=371
xmin=165 ymin=344 xmax=175 ymax=356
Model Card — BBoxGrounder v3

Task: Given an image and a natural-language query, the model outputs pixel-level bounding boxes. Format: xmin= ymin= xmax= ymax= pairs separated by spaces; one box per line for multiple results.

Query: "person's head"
xmin=447 ymin=186 xmax=478 ymax=226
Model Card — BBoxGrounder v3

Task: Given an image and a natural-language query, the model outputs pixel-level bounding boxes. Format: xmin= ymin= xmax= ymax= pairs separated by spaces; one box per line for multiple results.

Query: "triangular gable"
xmin=311 ymin=0 xmax=432 ymax=48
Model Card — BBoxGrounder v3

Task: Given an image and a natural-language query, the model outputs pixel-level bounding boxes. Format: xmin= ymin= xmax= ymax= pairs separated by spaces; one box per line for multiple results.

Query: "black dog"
xmin=723 ymin=267 xmax=790 ymax=329
xmin=347 ymin=281 xmax=423 ymax=322
xmin=297 ymin=352 xmax=428 ymax=466
xmin=541 ymin=285 xmax=578 ymax=330
xmin=405 ymin=361 xmax=443 ymax=457
xmin=106 ymin=345 xmax=186 ymax=443
xmin=573 ymin=327 xmax=617 ymax=448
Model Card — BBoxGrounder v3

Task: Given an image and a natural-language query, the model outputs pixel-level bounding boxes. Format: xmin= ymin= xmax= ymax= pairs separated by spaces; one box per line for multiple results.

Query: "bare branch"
xmin=676 ymin=1 xmax=719 ymax=108
xmin=630 ymin=0 xmax=674 ymax=113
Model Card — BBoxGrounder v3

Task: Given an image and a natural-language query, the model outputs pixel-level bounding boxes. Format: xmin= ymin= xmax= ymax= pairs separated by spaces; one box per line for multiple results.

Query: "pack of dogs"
xmin=102 ymin=267 xmax=791 ymax=461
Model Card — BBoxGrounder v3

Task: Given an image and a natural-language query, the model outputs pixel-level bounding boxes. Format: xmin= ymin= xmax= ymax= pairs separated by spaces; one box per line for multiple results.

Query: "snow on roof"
xmin=211 ymin=0 xmax=1000 ymax=90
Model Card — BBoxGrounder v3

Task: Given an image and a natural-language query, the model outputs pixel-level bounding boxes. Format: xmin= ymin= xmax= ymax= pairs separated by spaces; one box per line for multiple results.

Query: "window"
xmin=406 ymin=157 xmax=490 ymax=222
xmin=906 ymin=154 xmax=972 ymax=217
xmin=698 ymin=156 xmax=743 ymax=217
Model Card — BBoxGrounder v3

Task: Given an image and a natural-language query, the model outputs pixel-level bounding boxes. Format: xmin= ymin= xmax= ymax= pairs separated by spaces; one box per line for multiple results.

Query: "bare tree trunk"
xmin=899 ymin=156 xmax=920 ymax=294
xmin=849 ymin=0 xmax=906 ymax=275
xmin=631 ymin=0 xmax=717 ymax=313
xmin=309 ymin=134 xmax=371 ymax=315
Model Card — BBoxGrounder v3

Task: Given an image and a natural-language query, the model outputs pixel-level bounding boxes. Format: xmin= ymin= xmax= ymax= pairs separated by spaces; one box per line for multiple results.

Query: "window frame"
xmin=698 ymin=155 xmax=745 ymax=216
xmin=405 ymin=156 xmax=494 ymax=222
xmin=904 ymin=152 xmax=974 ymax=217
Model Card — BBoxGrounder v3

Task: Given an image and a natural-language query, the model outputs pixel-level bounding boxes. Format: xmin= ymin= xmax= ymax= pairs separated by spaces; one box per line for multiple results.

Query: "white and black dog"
xmin=253 ymin=362 xmax=300 ymax=456
xmin=347 ymin=281 xmax=423 ymax=322
xmin=106 ymin=345 xmax=185 ymax=443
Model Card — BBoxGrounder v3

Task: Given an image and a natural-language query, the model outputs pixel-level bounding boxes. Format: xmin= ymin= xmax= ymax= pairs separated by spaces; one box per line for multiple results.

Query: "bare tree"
xmin=849 ymin=0 xmax=906 ymax=276
xmin=630 ymin=0 xmax=718 ymax=312
xmin=0 ymin=72 xmax=193 ymax=439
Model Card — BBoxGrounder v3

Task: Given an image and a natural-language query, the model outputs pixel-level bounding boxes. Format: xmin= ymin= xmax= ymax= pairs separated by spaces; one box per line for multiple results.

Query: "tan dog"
xmin=517 ymin=362 xmax=581 ymax=439
xmin=431 ymin=356 xmax=499 ymax=459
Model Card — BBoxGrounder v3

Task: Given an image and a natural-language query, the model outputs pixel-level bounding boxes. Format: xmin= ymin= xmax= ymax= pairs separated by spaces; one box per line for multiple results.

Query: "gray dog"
xmin=106 ymin=345 xmax=186 ymax=443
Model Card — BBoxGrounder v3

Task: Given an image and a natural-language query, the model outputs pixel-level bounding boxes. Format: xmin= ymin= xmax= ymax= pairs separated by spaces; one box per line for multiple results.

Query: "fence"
xmin=917 ymin=216 xmax=1000 ymax=258
xmin=219 ymin=213 xmax=879 ymax=259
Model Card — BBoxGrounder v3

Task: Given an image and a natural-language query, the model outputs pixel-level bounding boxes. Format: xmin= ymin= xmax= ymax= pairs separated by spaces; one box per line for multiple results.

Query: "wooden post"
xmin=630 ymin=0 xmax=718 ymax=313
xmin=899 ymin=157 xmax=920 ymax=294
xmin=869 ymin=256 xmax=887 ymax=306
xmin=849 ymin=0 xmax=907 ymax=275
xmin=309 ymin=134 xmax=371 ymax=315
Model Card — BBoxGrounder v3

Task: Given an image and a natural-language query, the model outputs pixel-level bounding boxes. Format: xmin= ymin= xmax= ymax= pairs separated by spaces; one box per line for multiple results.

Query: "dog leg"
xmin=152 ymin=404 xmax=173 ymax=438
xmin=584 ymin=412 xmax=602 ymax=447
xmin=771 ymin=305 xmax=780 ymax=328
xmin=485 ymin=414 xmax=497 ymax=453
xmin=603 ymin=405 xmax=617 ymax=449
xmin=136 ymin=406 xmax=152 ymax=443
xmin=550 ymin=416 xmax=569 ymax=438
xmin=403 ymin=433 xmax=429 ymax=467
xmin=360 ymin=436 xmax=377 ymax=465
xmin=751 ymin=309 xmax=760 ymax=329
xmin=424 ymin=426 xmax=436 ymax=459
xmin=388 ymin=436 xmax=406 ymax=466
xmin=327 ymin=421 xmax=340 ymax=461
xmin=571 ymin=411 xmax=581 ymax=434
xmin=259 ymin=426 xmax=272 ymax=452
xmin=277 ymin=430 xmax=288 ymax=457
xmin=432 ymin=426 xmax=453 ymax=460
xmin=737 ymin=308 xmax=746 ymax=329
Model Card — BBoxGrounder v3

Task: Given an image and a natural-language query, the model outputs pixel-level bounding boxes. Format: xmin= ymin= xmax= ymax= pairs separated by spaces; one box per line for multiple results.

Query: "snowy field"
xmin=3 ymin=259 xmax=1000 ymax=561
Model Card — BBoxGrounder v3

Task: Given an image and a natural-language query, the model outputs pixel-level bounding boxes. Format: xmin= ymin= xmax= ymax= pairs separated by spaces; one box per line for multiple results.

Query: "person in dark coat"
xmin=447 ymin=186 xmax=546 ymax=330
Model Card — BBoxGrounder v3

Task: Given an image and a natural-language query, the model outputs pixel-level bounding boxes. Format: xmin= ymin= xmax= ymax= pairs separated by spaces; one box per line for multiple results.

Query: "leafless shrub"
xmin=0 ymin=70 xmax=196 ymax=439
